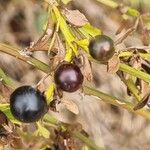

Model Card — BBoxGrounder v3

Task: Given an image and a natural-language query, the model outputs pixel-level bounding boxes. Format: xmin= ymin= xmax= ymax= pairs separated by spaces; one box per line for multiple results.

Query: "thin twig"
xmin=115 ymin=17 xmax=140 ymax=45
xmin=0 ymin=43 xmax=50 ymax=73
xmin=83 ymin=86 xmax=150 ymax=120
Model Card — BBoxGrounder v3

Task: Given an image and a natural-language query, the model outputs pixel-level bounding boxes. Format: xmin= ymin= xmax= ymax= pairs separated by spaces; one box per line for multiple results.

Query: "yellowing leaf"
xmin=79 ymin=23 xmax=102 ymax=38
xmin=126 ymin=7 xmax=140 ymax=17
xmin=76 ymin=39 xmax=89 ymax=52
xmin=64 ymin=47 xmax=73 ymax=62
xmin=45 ymin=83 xmax=55 ymax=104
xmin=61 ymin=0 xmax=72 ymax=5
xmin=36 ymin=122 xmax=50 ymax=139
xmin=52 ymin=6 xmax=78 ymax=56
xmin=96 ymin=0 xmax=118 ymax=8
xmin=53 ymin=6 xmax=75 ymax=43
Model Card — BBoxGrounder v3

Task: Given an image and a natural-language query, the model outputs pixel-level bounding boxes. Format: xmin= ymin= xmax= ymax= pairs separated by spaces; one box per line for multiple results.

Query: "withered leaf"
xmin=9 ymin=134 xmax=23 ymax=149
xmin=62 ymin=99 xmax=79 ymax=115
xmin=79 ymin=53 xmax=93 ymax=82
xmin=141 ymin=30 xmax=150 ymax=46
xmin=50 ymin=34 xmax=65 ymax=70
xmin=141 ymin=63 xmax=150 ymax=74
xmin=115 ymin=20 xmax=127 ymax=35
xmin=133 ymin=93 xmax=150 ymax=111
xmin=62 ymin=9 xmax=88 ymax=27
xmin=129 ymin=52 xmax=141 ymax=69
xmin=27 ymin=22 xmax=54 ymax=52
xmin=0 ymin=83 xmax=12 ymax=103
xmin=107 ymin=54 xmax=120 ymax=74
xmin=0 ymin=111 xmax=8 ymax=126
xmin=141 ymin=81 xmax=150 ymax=95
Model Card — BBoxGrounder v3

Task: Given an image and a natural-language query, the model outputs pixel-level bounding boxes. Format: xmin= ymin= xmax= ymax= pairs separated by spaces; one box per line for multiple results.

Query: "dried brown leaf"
xmin=62 ymin=9 xmax=88 ymax=27
xmin=141 ymin=30 xmax=150 ymax=46
xmin=107 ymin=54 xmax=120 ymax=74
xmin=80 ymin=53 xmax=93 ymax=81
xmin=62 ymin=99 xmax=79 ymax=115
xmin=0 ymin=83 xmax=12 ymax=103
xmin=0 ymin=111 xmax=8 ymax=126
xmin=140 ymin=80 xmax=150 ymax=96
xmin=27 ymin=22 xmax=54 ymax=52
xmin=50 ymin=34 xmax=65 ymax=70
xmin=129 ymin=52 xmax=141 ymax=69
xmin=133 ymin=93 xmax=150 ymax=110
xmin=9 ymin=133 xmax=23 ymax=149
xmin=115 ymin=20 xmax=127 ymax=35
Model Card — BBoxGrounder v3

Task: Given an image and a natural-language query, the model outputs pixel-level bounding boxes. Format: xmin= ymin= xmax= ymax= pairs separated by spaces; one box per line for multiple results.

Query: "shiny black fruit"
xmin=10 ymin=86 xmax=48 ymax=123
xmin=89 ymin=35 xmax=115 ymax=62
xmin=54 ymin=63 xmax=83 ymax=92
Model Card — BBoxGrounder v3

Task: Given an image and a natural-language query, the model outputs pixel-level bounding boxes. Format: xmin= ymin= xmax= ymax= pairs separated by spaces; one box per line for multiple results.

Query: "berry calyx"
xmin=54 ymin=63 xmax=84 ymax=92
xmin=89 ymin=35 xmax=115 ymax=62
xmin=10 ymin=86 xmax=48 ymax=123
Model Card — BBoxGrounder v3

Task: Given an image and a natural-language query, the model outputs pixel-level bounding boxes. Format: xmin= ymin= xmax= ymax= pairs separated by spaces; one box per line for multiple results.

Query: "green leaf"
xmin=61 ymin=0 xmax=72 ymax=5
xmin=44 ymin=114 xmax=58 ymax=125
xmin=35 ymin=10 xmax=48 ymax=33
xmin=78 ymin=23 xmax=102 ymax=38
xmin=36 ymin=122 xmax=50 ymax=139
xmin=126 ymin=7 xmax=140 ymax=17
xmin=0 ymin=68 xmax=14 ymax=88
xmin=0 ymin=104 xmax=21 ymax=125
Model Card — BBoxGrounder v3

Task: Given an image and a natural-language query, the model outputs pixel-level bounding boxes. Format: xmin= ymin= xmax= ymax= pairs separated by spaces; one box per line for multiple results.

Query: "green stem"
xmin=119 ymin=51 xmax=150 ymax=59
xmin=117 ymin=73 xmax=141 ymax=101
xmin=125 ymin=78 xmax=141 ymax=101
xmin=73 ymin=131 xmax=103 ymax=150
xmin=90 ymin=56 xmax=150 ymax=83
xmin=44 ymin=114 xmax=102 ymax=150
xmin=0 ymin=42 xmax=100 ymax=148
xmin=119 ymin=63 xmax=150 ymax=83
xmin=96 ymin=0 xmax=118 ymax=8
xmin=0 ymin=43 xmax=50 ymax=73
xmin=83 ymin=86 xmax=150 ymax=120
xmin=0 ymin=68 xmax=15 ymax=88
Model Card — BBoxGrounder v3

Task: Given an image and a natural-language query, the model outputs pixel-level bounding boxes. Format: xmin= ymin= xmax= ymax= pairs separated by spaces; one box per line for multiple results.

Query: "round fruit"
xmin=89 ymin=35 xmax=115 ymax=62
xmin=10 ymin=86 xmax=48 ymax=123
xmin=54 ymin=63 xmax=84 ymax=92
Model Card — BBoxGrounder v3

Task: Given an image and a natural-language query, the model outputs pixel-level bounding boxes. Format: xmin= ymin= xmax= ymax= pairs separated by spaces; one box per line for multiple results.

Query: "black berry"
xmin=10 ymin=86 xmax=48 ymax=123
xmin=54 ymin=63 xmax=84 ymax=92
xmin=89 ymin=35 xmax=115 ymax=62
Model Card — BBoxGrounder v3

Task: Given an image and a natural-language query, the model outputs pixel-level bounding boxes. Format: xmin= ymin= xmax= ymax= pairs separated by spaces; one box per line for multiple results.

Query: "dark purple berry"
xmin=54 ymin=63 xmax=83 ymax=92
xmin=89 ymin=35 xmax=115 ymax=62
xmin=10 ymin=86 xmax=48 ymax=123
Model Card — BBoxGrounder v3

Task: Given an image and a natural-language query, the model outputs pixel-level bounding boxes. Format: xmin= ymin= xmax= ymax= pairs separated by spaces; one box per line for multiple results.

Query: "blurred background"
xmin=0 ymin=0 xmax=150 ymax=149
